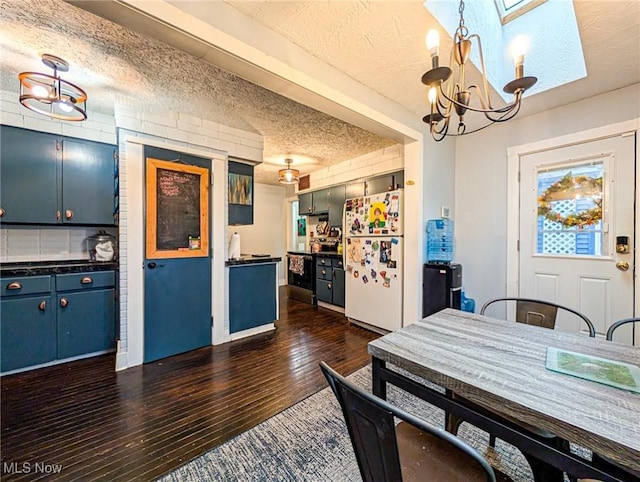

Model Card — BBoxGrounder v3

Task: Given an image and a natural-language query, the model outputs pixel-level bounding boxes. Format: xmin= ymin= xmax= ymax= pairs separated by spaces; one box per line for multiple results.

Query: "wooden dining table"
xmin=368 ymin=309 xmax=640 ymax=482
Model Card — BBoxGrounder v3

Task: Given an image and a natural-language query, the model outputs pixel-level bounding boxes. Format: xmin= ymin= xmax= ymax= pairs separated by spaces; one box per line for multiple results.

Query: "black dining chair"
xmin=319 ymin=361 xmax=514 ymax=482
xmin=606 ymin=317 xmax=639 ymax=342
xmin=480 ymin=297 xmax=596 ymax=336
xmin=447 ymin=297 xmax=596 ymax=450
xmin=584 ymin=317 xmax=640 ymax=481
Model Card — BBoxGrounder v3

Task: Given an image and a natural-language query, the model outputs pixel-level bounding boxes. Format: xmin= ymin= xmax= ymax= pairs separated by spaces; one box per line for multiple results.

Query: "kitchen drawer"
xmin=316 ymin=265 xmax=332 ymax=281
xmin=316 ymin=257 xmax=332 ymax=267
xmin=1 ymin=275 xmax=52 ymax=297
xmin=332 ymin=258 xmax=344 ymax=268
xmin=56 ymin=271 xmax=116 ymax=291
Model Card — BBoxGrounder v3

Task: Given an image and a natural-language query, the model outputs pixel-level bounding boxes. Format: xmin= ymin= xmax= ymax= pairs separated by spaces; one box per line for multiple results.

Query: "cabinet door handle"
xmin=327 ymin=283 xmax=332 ymax=289
xmin=56 ymin=210 xmax=61 ymax=221
xmin=39 ymin=300 xmax=47 ymax=311
xmin=0 ymin=207 xmax=5 ymax=217
xmin=321 ymin=269 xmax=326 ymax=275
xmin=81 ymin=277 xmax=93 ymax=284
xmin=60 ymin=298 xmax=68 ymax=308
xmin=65 ymin=209 xmax=74 ymax=220
xmin=7 ymin=281 xmax=22 ymax=290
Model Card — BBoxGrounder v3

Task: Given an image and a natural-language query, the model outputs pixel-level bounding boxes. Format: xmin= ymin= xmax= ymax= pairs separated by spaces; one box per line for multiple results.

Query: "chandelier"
xmin=422 ymin=0 xmax=537 ymax=141
xmin=278 ymin=158 xmax=300 ymax=184
xmin=19 ymin=54 xmax=88 ymax=122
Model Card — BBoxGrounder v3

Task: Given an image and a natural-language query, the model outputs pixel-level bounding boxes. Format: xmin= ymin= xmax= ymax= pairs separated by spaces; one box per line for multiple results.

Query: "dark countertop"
xmin=226 ymin=256 xmax=282 ymax=267
xmin=1 ymin=260 xmax=118 ymax=277
xmin=315 ymin=251 xmax=342 ymax=258
xmin=286 ymin=251 xmax=342 ymax=258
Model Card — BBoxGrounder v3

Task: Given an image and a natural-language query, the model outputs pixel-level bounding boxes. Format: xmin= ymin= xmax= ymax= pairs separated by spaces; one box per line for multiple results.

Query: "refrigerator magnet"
xmin=362 ymin=275 xmax=369 ymax=284
xmin=383 ymin=279 xmax=391 ymax=288
xmin=387 ymin=260 xmax=397 ymax=269
xmin=370 ymin=269 xmax=377 ymax=279
xmin=391 ymin=238 xmax=399 ymax=244
xmin=353 ymin=270 xmax=359 ymax=278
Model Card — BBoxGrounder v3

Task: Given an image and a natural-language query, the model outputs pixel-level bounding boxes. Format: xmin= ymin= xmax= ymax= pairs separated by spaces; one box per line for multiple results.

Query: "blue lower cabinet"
xmin=332 ymin=268 xmax=345 ymax=308
xmin=315 ymin=256 xmax=345 ymax=307
xmin=57 ymin=289 xmax=116 ymax=359
xmin=1 ymin=296 xmax=56 ymax=372
xmin=229 ymin=264 xmax=276 ymax=333
xmin=1 ymin=270 xmax=117 ymax=373
xmin=316 ymin=279 xmax=333 ymax=303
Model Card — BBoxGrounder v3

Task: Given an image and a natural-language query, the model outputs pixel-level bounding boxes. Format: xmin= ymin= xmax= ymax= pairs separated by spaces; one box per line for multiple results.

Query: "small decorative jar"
xmin=86 ymin=231 xmax=116 ymax=262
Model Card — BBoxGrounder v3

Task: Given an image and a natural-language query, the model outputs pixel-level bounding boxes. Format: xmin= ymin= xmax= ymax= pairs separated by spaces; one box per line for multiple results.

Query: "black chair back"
xmin=606 ymin=317 xmax=639 ymax=341
xmin=320 ymin=361 xmax=497 ymax=482
xmin=480 ymin=297 xmax=596 ymax=337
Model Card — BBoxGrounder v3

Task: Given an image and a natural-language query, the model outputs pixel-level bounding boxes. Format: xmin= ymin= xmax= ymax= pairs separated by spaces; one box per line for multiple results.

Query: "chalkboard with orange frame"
xmin=146 ymin=158 xmax=209 ymax=258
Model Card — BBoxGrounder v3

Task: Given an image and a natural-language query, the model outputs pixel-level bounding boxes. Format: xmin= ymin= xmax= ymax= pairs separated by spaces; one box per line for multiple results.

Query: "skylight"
xmin=496 ymin=0 xmax=547 ymax=25
xmin=424 ymin=0 xmax=586 ymax=101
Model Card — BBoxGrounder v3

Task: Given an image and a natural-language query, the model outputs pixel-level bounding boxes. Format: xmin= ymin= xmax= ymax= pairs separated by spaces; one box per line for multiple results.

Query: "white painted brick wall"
xmin=1 ymin=89 xmax=117 ymax=144
xmin=0 ymin=226 xmax=117 ymax=262
xmin=298 ymin=144 xmax=404 ymax=193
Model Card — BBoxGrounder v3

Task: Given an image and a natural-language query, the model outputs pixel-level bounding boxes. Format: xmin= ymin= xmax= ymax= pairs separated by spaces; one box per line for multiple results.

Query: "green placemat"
xmin=546 ymin=347 xmax=640 ymax=394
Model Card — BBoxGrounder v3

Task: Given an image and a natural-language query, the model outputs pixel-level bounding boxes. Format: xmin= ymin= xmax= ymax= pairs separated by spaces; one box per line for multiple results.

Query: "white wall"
xmin=227 ymin=183 xmax=287 ymax=284
xmin=298 ymin=144 xmax=404 ymax=191
xmin=455 ymin=83 xmax=640 ymax=308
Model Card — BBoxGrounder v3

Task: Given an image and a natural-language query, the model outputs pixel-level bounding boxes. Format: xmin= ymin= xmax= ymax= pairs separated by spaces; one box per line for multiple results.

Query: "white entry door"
xmin=519 ymin=133 xmax=635 ymax=344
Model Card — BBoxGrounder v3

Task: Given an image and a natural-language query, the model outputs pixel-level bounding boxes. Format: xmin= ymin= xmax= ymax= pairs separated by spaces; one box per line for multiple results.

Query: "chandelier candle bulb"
xmin=428 ymin=87 xmax=438 ymax=105
xmin=426 ymin=29 xmax=440 ymax=68
xmin=510 ymin=36 xmax=528 ymax=77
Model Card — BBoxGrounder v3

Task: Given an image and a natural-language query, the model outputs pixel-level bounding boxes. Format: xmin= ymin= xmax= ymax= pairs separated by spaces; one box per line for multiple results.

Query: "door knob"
xmin=60 ymin=298 xmax=68 ymax=307
xmin=616 ymin=261 xmax=629 ymax=271
xmin=65 ymin=209 xmax=74 ymax=220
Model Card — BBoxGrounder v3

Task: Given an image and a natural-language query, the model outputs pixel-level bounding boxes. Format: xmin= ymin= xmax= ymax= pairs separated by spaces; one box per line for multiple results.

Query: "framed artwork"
xmin=297 ymin=218 xmax=306 ymax=236
xmin=229 ymin=173 xmax=253 ymax=205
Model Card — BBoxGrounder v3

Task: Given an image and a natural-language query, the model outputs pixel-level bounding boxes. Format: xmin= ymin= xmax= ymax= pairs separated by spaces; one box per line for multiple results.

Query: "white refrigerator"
xmin=344 ymin=190 xmax=403 ymax=332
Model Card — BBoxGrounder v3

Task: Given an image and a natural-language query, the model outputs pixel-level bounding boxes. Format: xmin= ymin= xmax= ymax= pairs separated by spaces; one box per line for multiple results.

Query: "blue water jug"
xmin=461 ymin=291 xmax=475 ymax=313
xmin=426 ymin=219 xmax=454 ymax=263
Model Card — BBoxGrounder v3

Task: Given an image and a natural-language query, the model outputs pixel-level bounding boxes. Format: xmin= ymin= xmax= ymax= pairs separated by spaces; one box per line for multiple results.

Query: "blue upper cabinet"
xmin=62 ymin=139 xmax=116 ymax=225
xmin=0 ymin=125 xmax=116 ymax=226
xmin=0 ymin=125 xmax=59 ymax=223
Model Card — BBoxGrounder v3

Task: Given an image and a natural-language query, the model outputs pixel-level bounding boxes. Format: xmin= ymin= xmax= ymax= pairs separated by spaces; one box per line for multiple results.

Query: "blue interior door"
xmin=144 ymin=146 xmax=212 ymax=363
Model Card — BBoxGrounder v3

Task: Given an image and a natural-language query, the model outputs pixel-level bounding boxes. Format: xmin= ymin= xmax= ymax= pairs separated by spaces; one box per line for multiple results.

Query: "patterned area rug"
xmin=159 ymin=365 xmax=544 ymax=481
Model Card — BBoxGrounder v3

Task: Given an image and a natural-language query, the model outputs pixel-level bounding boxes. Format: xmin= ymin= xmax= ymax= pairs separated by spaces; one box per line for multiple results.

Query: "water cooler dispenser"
xmin=426 ymin=219 xmax=454 ymax=263
xmin=422 ymin=263 xmax=462 ymax=318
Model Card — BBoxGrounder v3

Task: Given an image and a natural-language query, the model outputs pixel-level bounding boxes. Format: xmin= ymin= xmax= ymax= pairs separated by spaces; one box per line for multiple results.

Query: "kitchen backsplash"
xmin=0 ymin=226 xmax=117 ymax=263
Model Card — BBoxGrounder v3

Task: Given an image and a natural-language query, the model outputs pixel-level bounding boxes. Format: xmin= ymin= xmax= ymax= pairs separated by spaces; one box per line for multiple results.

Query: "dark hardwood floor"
xmin=1 ymin=289 xmax=379 ymax=481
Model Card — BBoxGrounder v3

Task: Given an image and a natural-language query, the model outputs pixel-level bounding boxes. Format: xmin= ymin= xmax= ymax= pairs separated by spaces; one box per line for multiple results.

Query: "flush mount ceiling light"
xmin=422 ymin=0 xmax=537 ymax=141
xmin=278 ymin=158 xmax=300 ymax=184
xmin=19 ymin=54 xmax=88 ymax=122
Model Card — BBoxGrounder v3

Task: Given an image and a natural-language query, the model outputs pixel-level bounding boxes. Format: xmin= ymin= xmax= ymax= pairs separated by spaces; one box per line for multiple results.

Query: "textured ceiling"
xmin=0 ymin=0 xmax=396 ymax=184
xmin=1 ymin=0 xmax=639 ymax=184
xmin=223 ymin=0 xmax=640 ymax=122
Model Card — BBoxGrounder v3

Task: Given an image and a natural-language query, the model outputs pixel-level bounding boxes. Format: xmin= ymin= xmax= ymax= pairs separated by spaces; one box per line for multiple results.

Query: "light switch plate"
xmin=441 ymin=206 xmax=450 ymax=219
